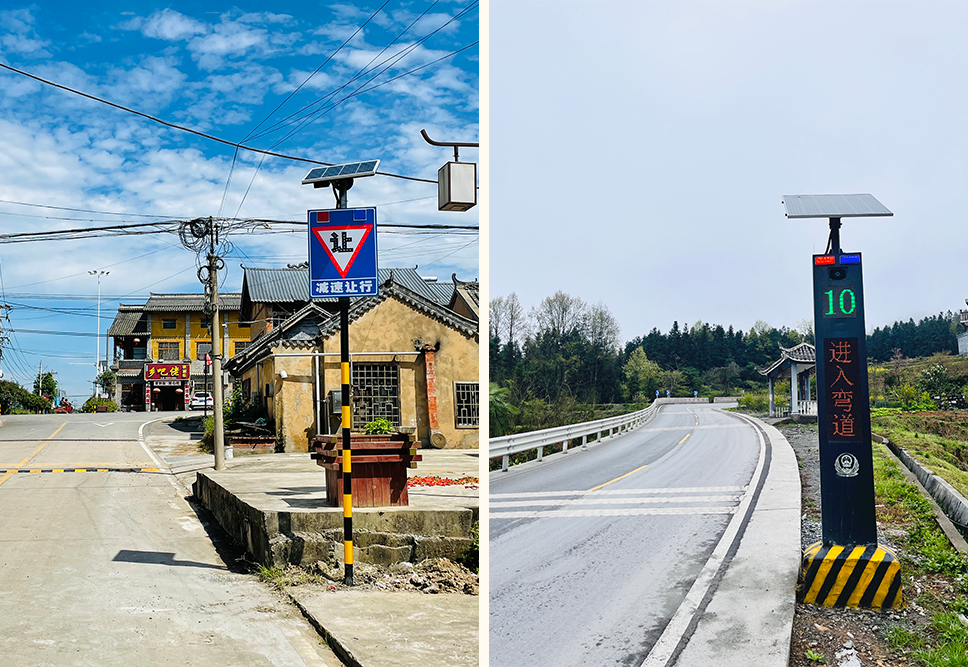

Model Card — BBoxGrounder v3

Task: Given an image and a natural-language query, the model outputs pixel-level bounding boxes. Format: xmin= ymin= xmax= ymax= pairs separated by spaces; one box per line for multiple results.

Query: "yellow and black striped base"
xmin=799 ymin=541 xmax=902 ymax=609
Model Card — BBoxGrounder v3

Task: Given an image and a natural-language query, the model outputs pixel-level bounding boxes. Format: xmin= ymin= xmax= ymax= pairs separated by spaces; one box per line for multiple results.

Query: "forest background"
xmin=488 ymin=290 xmax=964 ymax=437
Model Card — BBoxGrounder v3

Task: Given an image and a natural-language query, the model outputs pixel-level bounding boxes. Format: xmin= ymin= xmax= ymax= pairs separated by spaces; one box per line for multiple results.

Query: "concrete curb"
xmin=193 ymin=471 xmax=476 ymax=567
xmin=670 ymin=415 xmax=801 ymax=666
xmin=872 ymin=433 xmax=968 ymax=552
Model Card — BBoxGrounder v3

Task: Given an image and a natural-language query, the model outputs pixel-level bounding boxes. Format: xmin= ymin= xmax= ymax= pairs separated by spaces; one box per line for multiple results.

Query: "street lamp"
xmin=89 ymin=270 xmax=109 ymax=394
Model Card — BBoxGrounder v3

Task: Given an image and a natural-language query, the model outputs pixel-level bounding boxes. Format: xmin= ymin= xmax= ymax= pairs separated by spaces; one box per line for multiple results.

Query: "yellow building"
xmin=108 ymin=293 xmax=249 ymax=411
xmin=227 ymin=267 xmax=479 ymax=451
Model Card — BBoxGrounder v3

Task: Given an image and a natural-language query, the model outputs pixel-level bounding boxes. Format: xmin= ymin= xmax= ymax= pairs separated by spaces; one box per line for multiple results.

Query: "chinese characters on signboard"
xmin=824 ymin=338 xmax=860 ymax=441
xmin=144 ymin=364 xmax=190 ymax=381
xmin=312 ymin=279 xmax=376 ymax=296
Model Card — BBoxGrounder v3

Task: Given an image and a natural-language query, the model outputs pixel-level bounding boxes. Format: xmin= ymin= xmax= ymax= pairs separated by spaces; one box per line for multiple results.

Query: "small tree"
xmin=489 ymin=383 xmax=520 ymax=437
xmin=96 ymin=369 xmax=117 ymax=396
xmin=33 ymin=371 xmax=57 ymax=399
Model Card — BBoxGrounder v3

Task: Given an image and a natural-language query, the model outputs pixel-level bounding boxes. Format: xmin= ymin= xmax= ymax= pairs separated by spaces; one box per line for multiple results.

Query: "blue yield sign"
xmin=308 ymin=207 xmax=378 ymax=298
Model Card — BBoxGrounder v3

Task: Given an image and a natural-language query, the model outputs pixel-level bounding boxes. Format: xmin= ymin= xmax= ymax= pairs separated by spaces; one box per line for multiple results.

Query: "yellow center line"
xmin=0 ymin=422 xmax=66 ymax=487
xmin=678 ymin=433 xmax=691 ymax=445
xmin=587 ymin=464 xmax=649 ymax=492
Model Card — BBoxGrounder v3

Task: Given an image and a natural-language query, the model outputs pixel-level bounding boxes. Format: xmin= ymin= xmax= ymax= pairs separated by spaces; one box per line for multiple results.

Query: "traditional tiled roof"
xmin=316 ymin=280 xmax=478 ymax=339
xmin=107 ymin=305 xmax=149 ymax=336
xmin=424 ymin=281 xmax=455 ymax=305
xmin=449 ymin=274 xmax=479 ymax=320
xmin=225 ymin=278 xmax=478 ymax=374
xmin=144 ymin=293 xmax=241 ymax=312
xmin=239 ymin=265 xmax=457 ymax=307
xmin=223 ymin=303 xmax=332 ymax=372
xmin=759 ymin=343 xmax=816 ymax=376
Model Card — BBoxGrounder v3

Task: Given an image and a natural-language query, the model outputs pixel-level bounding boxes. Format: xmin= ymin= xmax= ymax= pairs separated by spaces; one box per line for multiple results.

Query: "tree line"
xmin=490 ymin=290 xmax=963 ymax=415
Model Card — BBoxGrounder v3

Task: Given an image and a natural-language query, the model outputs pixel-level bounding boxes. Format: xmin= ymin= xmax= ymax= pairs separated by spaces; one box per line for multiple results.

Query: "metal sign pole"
xmin=304 ymin=162 xmax=381 ymax=587
xmin=336 ymin=184 xmax=354 ymax=587
xmin=340 ymin=295 xmax=353 ymax=586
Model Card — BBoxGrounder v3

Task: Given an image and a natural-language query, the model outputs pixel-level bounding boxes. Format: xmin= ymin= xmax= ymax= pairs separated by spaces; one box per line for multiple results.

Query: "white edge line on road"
xmin=490 ymin=507 xmax=738 ymax=519
xmin=138 ymin=418 xmax=192 ymax=497
xmin=640 ymin=412 xmax=767 ymax=667
xmin=492 ymin=486 xmax=746 ymax=499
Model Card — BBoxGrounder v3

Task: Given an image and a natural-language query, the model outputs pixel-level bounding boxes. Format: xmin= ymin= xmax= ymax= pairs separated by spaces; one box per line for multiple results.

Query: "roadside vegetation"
xmin=871 ymin=444 xmax=968 ymax=666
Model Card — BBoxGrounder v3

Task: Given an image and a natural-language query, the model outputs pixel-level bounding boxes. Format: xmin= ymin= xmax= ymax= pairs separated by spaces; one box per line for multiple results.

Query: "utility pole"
xmin=179 ymin=216 xmax=228 ymax=470
xmin=89 ymin=270 xmax=109 ymax=388
xmin=208 ymin=223 xmax=226 ymax=471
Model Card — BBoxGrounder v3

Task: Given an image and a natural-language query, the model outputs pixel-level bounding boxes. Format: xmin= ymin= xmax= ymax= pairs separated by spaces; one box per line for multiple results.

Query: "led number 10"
xmin=824 ymin=287 xmax=856 ymax=316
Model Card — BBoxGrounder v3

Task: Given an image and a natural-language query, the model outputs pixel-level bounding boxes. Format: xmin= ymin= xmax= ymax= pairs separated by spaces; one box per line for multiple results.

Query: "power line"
xmin=0 ymin=61 xmax=436 ymax=184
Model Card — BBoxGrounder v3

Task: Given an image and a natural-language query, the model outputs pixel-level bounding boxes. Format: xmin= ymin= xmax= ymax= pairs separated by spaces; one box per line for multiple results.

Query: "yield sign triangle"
xmin=312 ymin=225 xmax=372 ymax=278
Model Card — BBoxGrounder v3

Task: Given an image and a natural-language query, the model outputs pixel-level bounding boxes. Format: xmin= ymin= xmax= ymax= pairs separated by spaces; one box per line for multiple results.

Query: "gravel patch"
xmin=779 ymin=423 xmax=912 ymax=667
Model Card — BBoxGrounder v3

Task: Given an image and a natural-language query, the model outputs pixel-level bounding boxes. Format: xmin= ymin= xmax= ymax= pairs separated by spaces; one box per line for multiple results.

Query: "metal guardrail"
xmin=489 ymin=400 xmax=667 ymax=472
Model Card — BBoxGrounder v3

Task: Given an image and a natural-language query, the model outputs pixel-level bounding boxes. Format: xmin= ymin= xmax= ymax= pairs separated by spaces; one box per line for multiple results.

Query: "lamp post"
xmin=89 ymin=270 xmax=109 ymax=394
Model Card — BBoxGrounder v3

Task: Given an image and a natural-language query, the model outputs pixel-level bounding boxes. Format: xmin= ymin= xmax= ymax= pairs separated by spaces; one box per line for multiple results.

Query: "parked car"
xmin=188 ymin=392 xmax=214 ymax=410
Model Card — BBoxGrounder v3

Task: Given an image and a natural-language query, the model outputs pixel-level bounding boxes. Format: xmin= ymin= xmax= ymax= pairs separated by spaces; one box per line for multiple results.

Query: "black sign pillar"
xmin=784 ymin=193 xmax=901 ymax=609
xmin=813 ymin=250 xmax=877 ymax=545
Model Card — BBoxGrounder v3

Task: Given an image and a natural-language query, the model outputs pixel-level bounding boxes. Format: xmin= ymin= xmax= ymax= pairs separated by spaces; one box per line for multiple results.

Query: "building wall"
xmin=233 ymin=297 xmax=478 ymax=452
xmin=273 ymin=351 xmax=317 ymax=452
xmin=148 ymin=310 xmax=248 ymax=362
xmin=320 ymin=297 xmax=478 ymax=449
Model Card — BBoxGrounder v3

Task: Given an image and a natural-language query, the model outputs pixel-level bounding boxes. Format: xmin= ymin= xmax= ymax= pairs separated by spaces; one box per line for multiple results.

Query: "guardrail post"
xmin=562 ymin=439 xmax=569 ymax=453
xmin=582 ymin=434 xmax=588 ymax=449
xmin=502 ymin=454 xmax=509 ymax=472
xmin=537 ymin=446 xmax=543 ymax=461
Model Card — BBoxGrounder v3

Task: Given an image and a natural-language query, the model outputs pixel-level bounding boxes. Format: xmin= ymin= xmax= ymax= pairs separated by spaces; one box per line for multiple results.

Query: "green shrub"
xmin=81 ymin=397 xmax=118 ymax=413
xmin=738 ymin=392 xmax=769 ymax=412
xmin=364 ymin=418 xmax=394 ymax=434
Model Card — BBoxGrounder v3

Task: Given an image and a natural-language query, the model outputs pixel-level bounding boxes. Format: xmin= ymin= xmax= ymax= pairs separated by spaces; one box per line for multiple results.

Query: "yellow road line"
xmin=678 ymin=433 xmax=691 ymax=445
xmin=0 ymin=422 xmax=66 ymax=487
xmin=0 ymin=462 xmax=156 ymax=468
xmin=588 ymin=464 xmax=649 ymax=492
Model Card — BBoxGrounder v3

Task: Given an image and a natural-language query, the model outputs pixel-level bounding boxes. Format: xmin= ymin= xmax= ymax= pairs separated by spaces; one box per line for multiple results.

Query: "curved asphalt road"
xmin=489 ymin=403 xmax=763 ymax=667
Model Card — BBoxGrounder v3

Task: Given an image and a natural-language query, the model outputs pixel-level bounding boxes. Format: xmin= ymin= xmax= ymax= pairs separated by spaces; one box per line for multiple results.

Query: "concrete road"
xmin=0 ymin=411 xmax=341 ymax=667
xmin=489 ymin=404 xmax=761 ymax=667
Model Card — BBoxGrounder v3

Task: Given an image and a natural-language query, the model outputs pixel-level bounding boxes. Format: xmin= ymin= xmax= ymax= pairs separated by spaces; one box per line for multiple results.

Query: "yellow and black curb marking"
xmin=0 ymin=467 xmax=160 ymax=474
xmin=799 ymin=541 xmax=903 ymax=609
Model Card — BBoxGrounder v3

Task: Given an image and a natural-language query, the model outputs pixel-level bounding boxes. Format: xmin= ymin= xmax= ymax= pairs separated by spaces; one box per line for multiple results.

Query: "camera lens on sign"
xmin=829 ymin=267 xmax=847 ymax=280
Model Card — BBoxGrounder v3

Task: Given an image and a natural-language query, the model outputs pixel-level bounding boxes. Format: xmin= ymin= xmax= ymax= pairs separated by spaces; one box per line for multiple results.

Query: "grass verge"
xmin=873 ymin=443 xmax=968 ymax=666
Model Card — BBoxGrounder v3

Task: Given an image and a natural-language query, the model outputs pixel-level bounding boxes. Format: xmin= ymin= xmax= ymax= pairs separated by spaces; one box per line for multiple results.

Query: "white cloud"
xmin=139 ymin=9 xmax=207 ymax=42
xmin=0 ymin=8 xmax=50 ymax=57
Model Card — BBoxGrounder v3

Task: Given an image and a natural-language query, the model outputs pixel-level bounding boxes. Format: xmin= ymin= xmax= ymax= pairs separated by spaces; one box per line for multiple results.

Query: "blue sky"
xmin=491 ymin=1 xmax=968 ymax=347
xmin=0 ymin=1 xmax=478 ymax=400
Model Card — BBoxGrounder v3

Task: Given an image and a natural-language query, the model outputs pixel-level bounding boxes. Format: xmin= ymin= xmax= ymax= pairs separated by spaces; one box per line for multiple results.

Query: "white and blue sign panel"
xmin=308 ymin=207 xmax=378 ymax=298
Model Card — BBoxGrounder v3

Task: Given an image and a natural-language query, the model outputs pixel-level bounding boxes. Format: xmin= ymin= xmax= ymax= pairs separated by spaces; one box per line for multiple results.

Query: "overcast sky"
xmin=0 ymin=1 xmax=478 ymax=399
xmin=490 ymin=1 xmax=968 ymax=346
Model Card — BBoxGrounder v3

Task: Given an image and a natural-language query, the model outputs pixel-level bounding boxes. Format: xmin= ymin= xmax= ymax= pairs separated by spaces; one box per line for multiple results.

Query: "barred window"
xmin=234 ymin=341 xmax=249 ymax=356
xmin=454 ymin=382 xmax=479 ymax=428
xmin=162 ymin=319 xmax=177 ymax=329
xmin=158 ymin=341 xmax=180 ymax=360
xmin=352 ymin=363 xmax=400 ymax=429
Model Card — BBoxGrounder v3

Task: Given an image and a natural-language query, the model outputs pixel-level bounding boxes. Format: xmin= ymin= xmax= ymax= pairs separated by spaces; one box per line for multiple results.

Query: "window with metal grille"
xmin=162 ymin=319 xmax=176 ymax=329
xmin=234 ymin=341 xmax=249 ymax=356
xmin=454 ymin=382 xmax=480 ymax=427
xmin=158 ymin=341 xmax=180 ymax=360
xmin=351 ymin=363 xmax=400 ymax=429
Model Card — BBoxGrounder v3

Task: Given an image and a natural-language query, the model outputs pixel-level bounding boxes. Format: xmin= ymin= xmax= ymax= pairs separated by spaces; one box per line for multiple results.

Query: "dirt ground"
xmin=276 ymin=557 xmax=480 ymax=596
xmin=780 ymin=423 xmax=919 ymax=667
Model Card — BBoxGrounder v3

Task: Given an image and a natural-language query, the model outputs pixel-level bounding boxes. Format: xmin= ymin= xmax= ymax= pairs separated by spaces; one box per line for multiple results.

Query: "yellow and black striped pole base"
xmin=799 ymin=541 xmax=902 ymax=609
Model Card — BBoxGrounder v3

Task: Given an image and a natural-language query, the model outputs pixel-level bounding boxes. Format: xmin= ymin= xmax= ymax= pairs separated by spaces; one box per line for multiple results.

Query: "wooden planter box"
xmin=310 ymin=433 xmax=422 ymax=507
